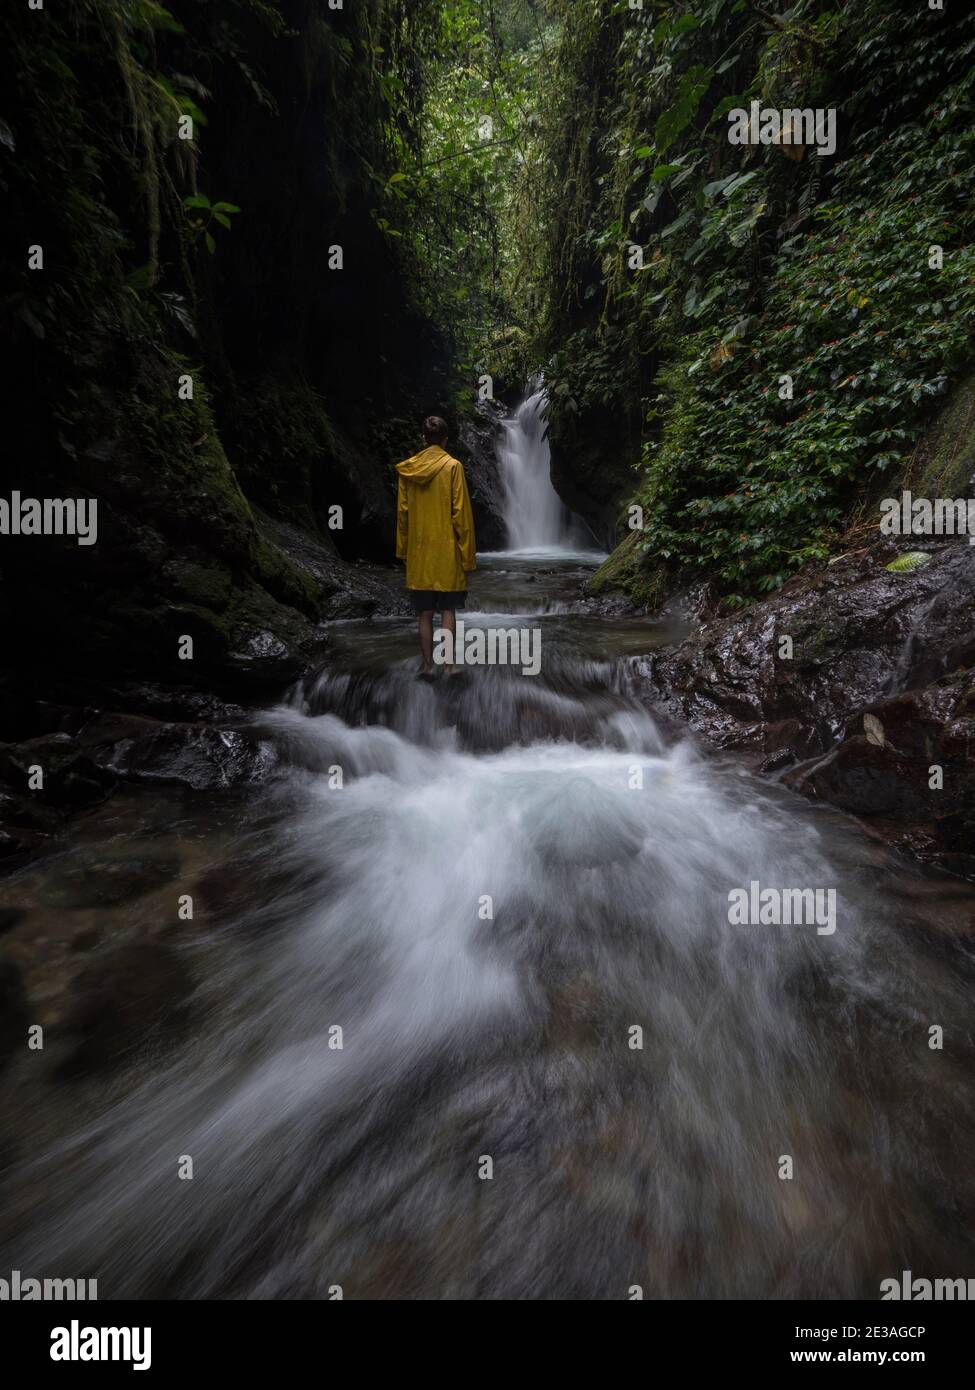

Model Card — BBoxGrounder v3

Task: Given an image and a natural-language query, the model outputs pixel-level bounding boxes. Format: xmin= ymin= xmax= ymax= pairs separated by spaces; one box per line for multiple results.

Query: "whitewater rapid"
xmin=4 ymin=609 xmax=974 ymax=1297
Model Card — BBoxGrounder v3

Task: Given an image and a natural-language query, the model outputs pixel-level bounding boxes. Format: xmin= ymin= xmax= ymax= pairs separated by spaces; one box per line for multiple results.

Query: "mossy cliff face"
xmin=188 ymin=0 xmax=455 ymax=557
xmin=589 ymin=359 xmax=975 ymax=610
xmin=0 ymin=1 xmax=446 ymax=700
xmin=909 ymin=365 xmax=975 ymax=503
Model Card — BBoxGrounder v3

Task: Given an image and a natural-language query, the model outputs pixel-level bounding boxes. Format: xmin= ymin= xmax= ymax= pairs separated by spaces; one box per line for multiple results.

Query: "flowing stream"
xmin=1 ymin=552 xmax=975 ymax=1299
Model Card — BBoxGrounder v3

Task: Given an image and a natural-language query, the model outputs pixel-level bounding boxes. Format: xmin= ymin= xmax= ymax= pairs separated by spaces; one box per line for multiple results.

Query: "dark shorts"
xmin=409 ymin=588 xmax=467 ymax=615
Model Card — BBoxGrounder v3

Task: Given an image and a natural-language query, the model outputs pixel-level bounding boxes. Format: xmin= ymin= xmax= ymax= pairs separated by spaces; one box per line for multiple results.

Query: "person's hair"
xmin=422 ymin=415 xmax=448 ymax=445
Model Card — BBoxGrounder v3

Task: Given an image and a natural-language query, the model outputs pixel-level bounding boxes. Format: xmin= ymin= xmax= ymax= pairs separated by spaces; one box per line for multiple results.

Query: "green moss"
xmin=164 ymin=562 xmax=233 ymax=610
xmin=250 ymin=532 xmax=320 ymax=615
xmin=911 ymin=366 xmax=975 ymax=500
xmin=587 ymin=530 xmax=668 ymax=608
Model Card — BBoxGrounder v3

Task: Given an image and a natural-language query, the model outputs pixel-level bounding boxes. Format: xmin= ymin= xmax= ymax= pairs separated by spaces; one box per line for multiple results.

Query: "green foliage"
xmin=10 ymin=0 xmax=974 ymax=610
xmin=536 ymin=0 xmax=975 ymax=596
xmin=654 ymin=64 xmax=711 ymax=155
xmin=183 ymin=193 xmax=240 ymax=253
xmin=375 ymin=0 xmax=553 ymax=405
xmin=885 ymin=552 xmax=933 ymax=575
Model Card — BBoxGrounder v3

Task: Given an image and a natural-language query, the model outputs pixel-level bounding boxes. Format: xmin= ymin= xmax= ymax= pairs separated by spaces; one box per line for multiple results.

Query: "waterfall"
xmin=498 ymin=386 xmax=589 ymax=551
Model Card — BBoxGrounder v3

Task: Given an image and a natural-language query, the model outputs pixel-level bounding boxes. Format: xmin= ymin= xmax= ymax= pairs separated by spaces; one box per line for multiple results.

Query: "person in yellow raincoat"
xmin=395 ymin=415 xmax=477 ymax=677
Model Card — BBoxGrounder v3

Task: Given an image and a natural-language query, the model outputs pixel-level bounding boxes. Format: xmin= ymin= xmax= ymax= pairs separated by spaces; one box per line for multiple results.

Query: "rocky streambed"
xmin=2 ymin=534 xmax=971 ymax=891
xmin=0 ymin=534 xmax=971 ymax=1089
xmin=1 ymin=544 xmax=974 ymax=1299
xmin=633 ymin=538 xmax=975 ymax=881
xmin=4 ymin=542 xmax=975 ymax=1301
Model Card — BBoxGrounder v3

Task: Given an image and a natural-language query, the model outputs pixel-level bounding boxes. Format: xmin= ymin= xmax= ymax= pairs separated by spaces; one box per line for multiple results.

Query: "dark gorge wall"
xmin=0 ymin=0 xmax=446 ymax=705
xmin=191 ymin=0 xmax=453 ymax=555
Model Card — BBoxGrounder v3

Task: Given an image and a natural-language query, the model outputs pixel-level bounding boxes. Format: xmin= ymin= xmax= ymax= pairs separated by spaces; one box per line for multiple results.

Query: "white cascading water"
xmin=4 ymin=643 xmax=975 ymax=1298
xmin=498 ymin=386 xmax=589 ymax=551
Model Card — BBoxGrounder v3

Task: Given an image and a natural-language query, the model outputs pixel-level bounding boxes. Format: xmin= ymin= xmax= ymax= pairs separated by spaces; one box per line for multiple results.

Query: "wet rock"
xmin=76 ymin=712 xmax=168 ymax=746
xmin=99 ymin=685 xmax=249 ymax=723
xmin=259 ymin=512 xmax=411 ymax=618
xmin=585 ymin=590 xmax=653 ymax=618
xmin=322 ymin=592 xmax=382 ymax=620
xmin=757 ymin=719 xmax=807 ymax=772
xmin=785 ymin=735 xmax=919 ymax=818
xmin=652 ymin=580 xmax=722 ymax=627
xmin=57 ymin=939 xmax=193 ymax=1077
xmin=638 ymin=542 xmax=975 ymax=876
xmin=0 ymin=735 xmax=114 ymax=872
xmin=548 ymin=397 xmax=637 ymax=547
xmin=225 ymin=628 xmax=306 ymax=686
xmin=783 ymin=678 xmax=975 ymax=873
xmin=0 ymin=733 xmax=117 ymax=810
xmin=458 ymin=395 xmax=507 ymax=550
xmin=0 ymin=785 xmax=59 ymax=833
xmin=0 ymin=706 xmax=279 ymax=875
xmin=79 ymin=714 xmax=277 ymax=791
xmin=641 ymin=543 xmax=974 ymax=746
xmin=0 ymin=822 xmax=51 ymax=867
xmin=0 ymin=688 xmax=90 ymax=742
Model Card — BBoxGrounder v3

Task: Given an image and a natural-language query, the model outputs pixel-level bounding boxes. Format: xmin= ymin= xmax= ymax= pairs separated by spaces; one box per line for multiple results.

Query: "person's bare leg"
xmin=418 ymin=610 xmax=434 ymax=673
xmin=441 ymin=608 xmax=461 ymax=675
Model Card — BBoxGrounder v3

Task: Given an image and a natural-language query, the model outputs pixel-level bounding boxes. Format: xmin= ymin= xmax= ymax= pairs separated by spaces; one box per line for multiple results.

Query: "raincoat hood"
xmin=395 ymin=445 xmax=450 ymax=485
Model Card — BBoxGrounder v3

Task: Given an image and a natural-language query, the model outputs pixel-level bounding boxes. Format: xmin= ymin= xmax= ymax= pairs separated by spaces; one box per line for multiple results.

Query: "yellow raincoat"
xmin=395 ymin=446 xmax=477 ymax=590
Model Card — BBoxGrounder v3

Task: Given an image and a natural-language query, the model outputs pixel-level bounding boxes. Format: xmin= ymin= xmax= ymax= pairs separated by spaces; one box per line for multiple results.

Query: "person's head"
xmin=422 ymin=415 xmax=449 ymax=447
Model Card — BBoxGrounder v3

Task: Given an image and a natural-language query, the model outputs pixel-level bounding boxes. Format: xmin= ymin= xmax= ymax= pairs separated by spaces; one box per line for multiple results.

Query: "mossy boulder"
xmin=587 ymin=530 xmax=668 ymax=609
